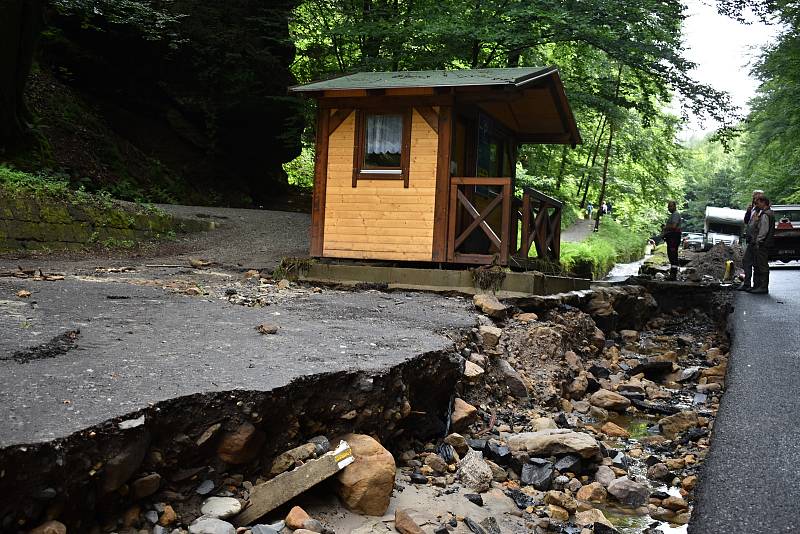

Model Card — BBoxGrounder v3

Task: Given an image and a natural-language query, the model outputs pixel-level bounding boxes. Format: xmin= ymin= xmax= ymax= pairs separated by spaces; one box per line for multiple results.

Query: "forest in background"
xmin=1 ymin=0 xmax=797 ymax=228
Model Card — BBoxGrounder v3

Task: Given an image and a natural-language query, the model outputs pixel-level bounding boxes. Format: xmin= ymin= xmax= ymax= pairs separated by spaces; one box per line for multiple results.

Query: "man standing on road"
xmin=738 ymin=189 xmax=764 ymax=291
xmin=750 ymin=194 xmax=775 ymax=294
xmin=663 ymin=200 xmax=682 ymax=281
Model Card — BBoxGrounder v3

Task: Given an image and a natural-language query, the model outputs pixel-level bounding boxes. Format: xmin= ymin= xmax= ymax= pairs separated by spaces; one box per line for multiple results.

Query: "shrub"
xmin=559 ymin=218 xmax=648 ymax=279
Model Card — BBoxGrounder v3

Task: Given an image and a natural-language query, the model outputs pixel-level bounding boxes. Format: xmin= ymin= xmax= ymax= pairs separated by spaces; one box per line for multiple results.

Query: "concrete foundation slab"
xmin=299 ymin=263 xmax=590 ymax=298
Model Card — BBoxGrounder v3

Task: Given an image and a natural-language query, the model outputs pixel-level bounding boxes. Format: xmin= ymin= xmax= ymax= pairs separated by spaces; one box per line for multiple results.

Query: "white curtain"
xmin=366 ymin=114 xmax=402 ymax=155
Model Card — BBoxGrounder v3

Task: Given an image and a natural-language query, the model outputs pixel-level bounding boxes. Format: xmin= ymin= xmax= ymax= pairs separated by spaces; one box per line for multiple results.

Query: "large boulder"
xmin=589 ymin=389 xmax=631 ymax=412
xmin=335 ymin=434 xmax=396 ymax=516
xmin=507 ymin=429 xmax=601 ymax=459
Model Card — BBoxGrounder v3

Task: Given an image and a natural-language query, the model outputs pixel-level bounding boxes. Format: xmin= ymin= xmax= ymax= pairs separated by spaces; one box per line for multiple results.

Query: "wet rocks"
xmin=594 ymin=465 xmax=616 ymax=487
xmin=589 ymin=390 xmax=631 ymax=412
xmin=457 ymin=450 xmax=493 ymax=493
xmin=217 ymin=422 xmax=265 ymax=464
xmin=335 ymin=433 xmax=396 ymax=515
xmin=576 ymin=482 xmax=608 ymax=503
xmin=601 ymin=421 xmax=630 ymax=438
xmin=507 ymin=429 xmax=601 ymax=459
xmin=607 ymin=476 xmax=649 ymax=507
xmin=659 ymin=410 xmax=699 ymax=439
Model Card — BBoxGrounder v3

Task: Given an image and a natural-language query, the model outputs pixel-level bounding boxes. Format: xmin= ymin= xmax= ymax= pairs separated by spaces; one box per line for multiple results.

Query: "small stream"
xmin=603 ymin=254 xmax=650 ymax=282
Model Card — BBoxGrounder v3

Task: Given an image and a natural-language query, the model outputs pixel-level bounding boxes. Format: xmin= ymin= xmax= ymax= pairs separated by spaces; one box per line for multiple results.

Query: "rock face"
xmin=473 ymin=294 xmax=509 ymax=319
xmin=451 ymin=398 xmax=478 ymax=431
xmin=217 ymin=422 xmax=266 ymax=464
xmin=507 ymin=429 xmax=601 ymax=459
xmin=659 ymin=410 xmax=699 ymax=439
xmin=457 ymin=450 xmax=493 ymax=493
xmin=607 ymin=476 xmax=649 ymax=507
xmin=335 ymin=434 xmax=396 ymax=516
xmin=589 ymin=389 xmax=631 ymax=412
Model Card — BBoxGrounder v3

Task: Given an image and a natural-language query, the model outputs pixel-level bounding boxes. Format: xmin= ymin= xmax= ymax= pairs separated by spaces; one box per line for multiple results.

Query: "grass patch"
xmin=558 ymin=218 xmax=648 ymax=279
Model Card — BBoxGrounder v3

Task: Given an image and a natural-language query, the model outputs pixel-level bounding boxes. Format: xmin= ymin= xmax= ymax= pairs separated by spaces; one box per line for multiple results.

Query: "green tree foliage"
xmin=737 ymin=1 xmax=800 ymax=203
xmin=289 ymin=0 xmax=738 ymax=230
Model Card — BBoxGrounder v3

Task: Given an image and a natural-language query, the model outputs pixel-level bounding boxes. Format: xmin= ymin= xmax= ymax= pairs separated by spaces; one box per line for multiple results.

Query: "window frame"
xmin=352 ymin=108 xmax=412 ymax=188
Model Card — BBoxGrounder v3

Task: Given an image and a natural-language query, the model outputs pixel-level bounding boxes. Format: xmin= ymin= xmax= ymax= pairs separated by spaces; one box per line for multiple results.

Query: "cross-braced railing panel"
xmin=447 ymin=177 xmax=512 ymax=265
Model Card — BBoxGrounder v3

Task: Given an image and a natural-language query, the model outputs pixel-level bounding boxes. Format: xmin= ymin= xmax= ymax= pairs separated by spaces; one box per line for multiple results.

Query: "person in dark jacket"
xmin=738 ymin=189 xmax=764 ymax=290
xmin=662 ymin=201 xmax=682 ymax=280
xmin=749 ymin=194 xmax=775 ymax=294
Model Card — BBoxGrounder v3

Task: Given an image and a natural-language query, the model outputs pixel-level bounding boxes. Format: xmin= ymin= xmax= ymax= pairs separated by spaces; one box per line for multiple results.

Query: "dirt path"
xmin=561 ymin=217 xmax=595 ymax=243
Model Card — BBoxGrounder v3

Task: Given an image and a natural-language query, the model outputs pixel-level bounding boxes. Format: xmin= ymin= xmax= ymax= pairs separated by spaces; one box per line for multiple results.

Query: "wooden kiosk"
xmin=290 ymin=67 xmax=581 ymax=267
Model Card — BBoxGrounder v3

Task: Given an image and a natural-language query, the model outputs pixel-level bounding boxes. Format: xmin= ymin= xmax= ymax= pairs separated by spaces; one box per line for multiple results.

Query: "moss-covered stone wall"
xmin=0 ymin=191 xmax=212 ymax=251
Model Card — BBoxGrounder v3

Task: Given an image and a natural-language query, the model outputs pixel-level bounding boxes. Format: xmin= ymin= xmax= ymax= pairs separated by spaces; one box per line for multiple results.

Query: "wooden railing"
xmin=516 ymin=187 xmax=563 ymax=263
xmin=447 ymin=177 xmax=562 ymax=266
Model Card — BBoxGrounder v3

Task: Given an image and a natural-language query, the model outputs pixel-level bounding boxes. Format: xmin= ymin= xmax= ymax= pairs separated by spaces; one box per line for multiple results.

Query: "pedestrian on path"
xmin=749 ymin=194 xmax=775 ymax=294
xmin=737 ymin=189 xmax=764 ymax=291
xmin=586 ymin=202 xmax=593 ymax=220
xmin=662 ymin=200 xmax=682 ymax=280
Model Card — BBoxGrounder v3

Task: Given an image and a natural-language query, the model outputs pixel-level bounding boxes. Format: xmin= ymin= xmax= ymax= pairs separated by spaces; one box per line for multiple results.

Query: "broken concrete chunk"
xmin=269 ymin=442 xmax=317 ymax=476
xmin=233 ymin=440 xmax=353 ymax=526
xmin=335 ymin=433 xmax=395 ymax=516
xmin=473 ymin=294 xmax=509 ymax=319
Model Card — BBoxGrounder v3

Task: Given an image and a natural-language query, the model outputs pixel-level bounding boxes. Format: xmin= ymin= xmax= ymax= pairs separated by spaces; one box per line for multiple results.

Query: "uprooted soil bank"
xmin=0 ymin=283 xmax=733 ymax=534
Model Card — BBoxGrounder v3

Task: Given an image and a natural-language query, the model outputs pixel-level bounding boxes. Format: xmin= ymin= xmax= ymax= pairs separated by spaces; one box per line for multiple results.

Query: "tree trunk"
xmin=579 ymin=121 xmax=606 ymax=209
xmin=594 ymin=121 xmax=614 ymax=232
xmin=555 ymin=145 xmax=568 ymax=190
xmin=576 ymin=115 xmax=606 ymax=198
xmin=0 ymin=0 xmax=43 ymax=150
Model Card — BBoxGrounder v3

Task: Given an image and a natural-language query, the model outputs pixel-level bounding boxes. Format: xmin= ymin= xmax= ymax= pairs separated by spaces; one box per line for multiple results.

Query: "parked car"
xmin=770 ymin=204 xmax=800 ymax=262
xmin=682 ymin=232 xmax=705 ymax=250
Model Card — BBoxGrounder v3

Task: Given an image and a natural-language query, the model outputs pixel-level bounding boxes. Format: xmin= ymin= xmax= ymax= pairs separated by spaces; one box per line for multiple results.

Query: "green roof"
xmin=290 ymin=67 xmax=556 ymax=92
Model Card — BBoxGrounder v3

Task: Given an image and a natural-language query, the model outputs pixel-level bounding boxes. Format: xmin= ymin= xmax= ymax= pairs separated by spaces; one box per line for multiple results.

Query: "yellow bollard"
xmin=723 ymin=260 xmax=733 ymax=281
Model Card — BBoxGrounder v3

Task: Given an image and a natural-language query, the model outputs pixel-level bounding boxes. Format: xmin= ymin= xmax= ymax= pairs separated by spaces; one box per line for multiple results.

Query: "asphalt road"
xmin=0 ymin=274 xmax=474 ymax=447
xmin=690 ymin=263 xmax=800 ymax=533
